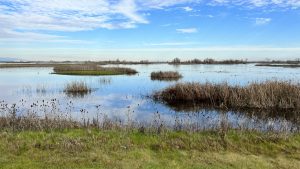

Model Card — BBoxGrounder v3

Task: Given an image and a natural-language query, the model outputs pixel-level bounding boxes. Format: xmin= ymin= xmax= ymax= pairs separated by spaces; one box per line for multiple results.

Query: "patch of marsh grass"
xmin=53 ymin=64 xmax=138 ymax=76
xmin=151 ymin=71 xmax=182 ymax=81
xmin=153 ymin=81 xmax=300 ymax=110
xmin=64 ymin=81 xmax=91 ymax=97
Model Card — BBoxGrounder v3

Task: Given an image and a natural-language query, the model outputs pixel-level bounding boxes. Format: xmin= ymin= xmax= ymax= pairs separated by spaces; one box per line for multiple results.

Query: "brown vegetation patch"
xmin=153 ymin=81 xmax=300 ymax=110
xmin=64 ymin=81 xmax=91 ymax=97
xmin=151 ymin=71 xmax=182 ymax=81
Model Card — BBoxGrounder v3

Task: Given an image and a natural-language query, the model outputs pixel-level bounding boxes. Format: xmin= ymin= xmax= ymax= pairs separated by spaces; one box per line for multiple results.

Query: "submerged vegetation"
xmin=53 ymin=64 xmax=138 ymax=75
xmin=153 ymin=81 xmax=300 ymax=110
xmin=151 ymin=71 xmax=182 ymax=81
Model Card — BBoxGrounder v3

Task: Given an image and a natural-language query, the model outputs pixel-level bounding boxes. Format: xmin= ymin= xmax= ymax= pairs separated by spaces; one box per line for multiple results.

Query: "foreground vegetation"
xmin=53 ymin=64 xmax=138 ymax=75
xmin=0 ymin=129 xmax=299 ymax=169
xmin=154 ymin=81 xmax=300 ymax=110
xmin=151 ymin=71 xmax=182 ymax=81
xmin=0 ymin=93 xmax=299 ymax=168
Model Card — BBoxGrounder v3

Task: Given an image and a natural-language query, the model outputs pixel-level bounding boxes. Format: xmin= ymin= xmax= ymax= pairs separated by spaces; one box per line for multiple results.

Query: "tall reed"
xmin=153 ymin=81 xmax=300 ymax=110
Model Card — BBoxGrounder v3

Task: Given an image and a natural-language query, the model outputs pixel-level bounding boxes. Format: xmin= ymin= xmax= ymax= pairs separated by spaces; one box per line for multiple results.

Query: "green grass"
xmin=0 ymin=129 xmax=299 ymax=169
xmin=52 ymin=64 xmax=138 ymax=76
xmin=0 ymin=63 xmax=72 ymax=68
xmin=53 ymin=70 xmax=131 ymax=76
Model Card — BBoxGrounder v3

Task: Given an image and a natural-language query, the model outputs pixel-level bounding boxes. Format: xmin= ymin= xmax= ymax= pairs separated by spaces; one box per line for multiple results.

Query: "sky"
xmin=1 ymin=0 xmax=300 ymax=61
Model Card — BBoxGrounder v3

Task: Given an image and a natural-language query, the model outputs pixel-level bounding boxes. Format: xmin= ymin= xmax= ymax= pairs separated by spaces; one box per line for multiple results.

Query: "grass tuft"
xmin=151 ymin=71 xmax=182 ymax=81
xmin=64 ymin=81 xmax=91 ymax=97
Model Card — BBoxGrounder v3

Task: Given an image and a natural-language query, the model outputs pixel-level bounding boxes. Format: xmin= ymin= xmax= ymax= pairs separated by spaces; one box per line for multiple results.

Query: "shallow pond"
xmin=0 ymin=64 xmax=300 ymax=131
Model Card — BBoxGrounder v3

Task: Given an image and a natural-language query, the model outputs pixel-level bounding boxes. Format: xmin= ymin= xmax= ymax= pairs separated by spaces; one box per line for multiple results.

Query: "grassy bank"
xmin=0 ymin=63 xmax=73 ymax=68
xmin=151 ymin=71 xmax=182 ymax=81
xmin=0 ymin=129 xmax=299 ymax=169
xmin=153 ymin=81 xmax=300 ymax=110
xmin=53 ymin=64 xmax=138 ymax=76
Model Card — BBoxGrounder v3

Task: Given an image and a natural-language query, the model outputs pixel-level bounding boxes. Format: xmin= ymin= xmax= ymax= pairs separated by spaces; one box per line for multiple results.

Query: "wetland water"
xmin=0 ymin=64 xmax=300 ymax=131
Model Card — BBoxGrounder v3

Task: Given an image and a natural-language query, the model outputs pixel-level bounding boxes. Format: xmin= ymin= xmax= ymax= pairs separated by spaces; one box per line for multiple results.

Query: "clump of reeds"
xmin=53 ymin=64 xmax=99 ymax=72
xmin=36 ymin=84 xmax=46 ymax=94
xmin=153 ymin=81 xmax=300 ymax=110
xmin=151 ymin=71 xmax=182 ymax=81
xmin=99 ymin=77 xmax=112 ymax=85
xmin=103 ymin=67 xmax=138 ymax=75
xmin=0 ymin=98 xmax=298 ymax=133
xmin=53 ymin=64 xmax=138 ymax=75
xmin=64 ymin=81 xmax=91 ymax=96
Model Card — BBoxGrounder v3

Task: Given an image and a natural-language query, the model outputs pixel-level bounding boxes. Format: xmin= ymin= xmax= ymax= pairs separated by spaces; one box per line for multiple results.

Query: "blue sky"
xmin=1 ymin=0 xmax=300 ymax=61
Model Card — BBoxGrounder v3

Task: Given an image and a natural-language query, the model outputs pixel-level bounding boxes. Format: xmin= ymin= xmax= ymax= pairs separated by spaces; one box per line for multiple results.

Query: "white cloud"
xmin=138 ymin=0 xmax=200 ymax=9
xmin=0 ymin=0 xmax=299 ymax=43
xmin=176 ymin=28 xmax=198 ymax=33
xmin=210 ymin=0 xmax=300 ymax=9
xmin=182 ymin=6 xmax=193 ymax=11
xmin=0 ymin=0 xmax=200 ymax=32
xmin=115 ymin=0 xmax=148 ymax=24
xmin=0 ymin=0 xmax=200 ymax=42
xmin=255 ymin=17 xmax=272 ymax=25
xmin=0 ymin=0 xmax=142 ymax=32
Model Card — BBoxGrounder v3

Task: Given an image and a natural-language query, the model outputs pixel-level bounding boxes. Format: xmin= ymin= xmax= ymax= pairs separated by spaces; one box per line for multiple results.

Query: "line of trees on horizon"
xmin=169 ymin=58 xmax=248 ymax=65
xmin=2 ymin=57 xmax=300 ymax=65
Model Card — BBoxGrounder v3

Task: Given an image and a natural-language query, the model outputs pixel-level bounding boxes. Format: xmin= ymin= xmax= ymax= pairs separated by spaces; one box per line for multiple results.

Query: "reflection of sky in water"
xmin=0 ymin=64 xmax=300 ymax=131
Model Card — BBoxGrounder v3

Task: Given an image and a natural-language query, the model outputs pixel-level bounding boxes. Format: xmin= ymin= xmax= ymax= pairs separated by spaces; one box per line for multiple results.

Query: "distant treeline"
xmin=2 ymin=58 xmax=300 ymax=66
xmin=169 ymin=58 xmax=248 ymax=65
xmin=256 ymin=59 xmax=300 ymax=64
xmin=93 ymin=58 xmax=248 ymax=65
xmin=92 ymin=59 xmax=165 ymax=65
xmin=255 ymin=59 xmax=300 ymax=68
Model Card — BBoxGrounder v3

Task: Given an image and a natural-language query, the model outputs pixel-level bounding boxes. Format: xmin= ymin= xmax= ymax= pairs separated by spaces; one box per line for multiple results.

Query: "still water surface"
xmin=0 ymin=64 xmax=299 ymax=131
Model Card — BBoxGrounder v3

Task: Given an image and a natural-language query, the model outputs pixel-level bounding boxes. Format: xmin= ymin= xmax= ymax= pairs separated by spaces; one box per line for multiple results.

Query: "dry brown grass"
xmin=64 ymin=81 xmax=91 ymax=96
xmin=153 ymin=81 xmax=300 ymax=110
xmin=151 ymin=71 xmax=182 ymax=81
xmin=53 ymin=64 xmax=99 ymax=71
